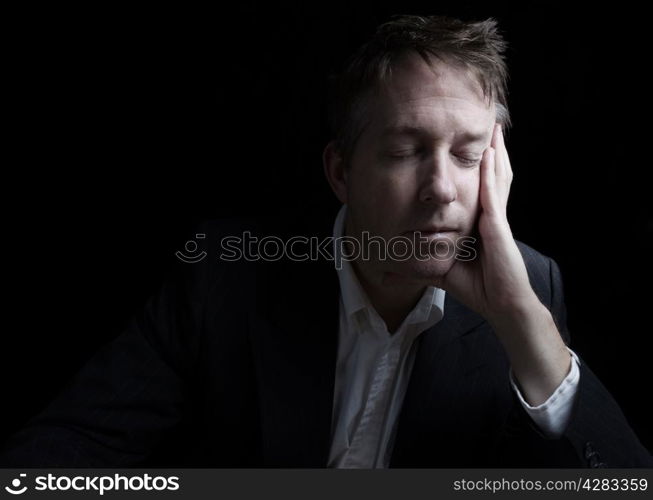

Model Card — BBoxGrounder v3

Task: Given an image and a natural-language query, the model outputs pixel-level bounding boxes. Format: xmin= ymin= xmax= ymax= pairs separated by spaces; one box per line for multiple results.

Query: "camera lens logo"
xmin=176 ymin=233 xmax=207 ymax=263
xmin=5 ymin=473 xmax=27 ymax=495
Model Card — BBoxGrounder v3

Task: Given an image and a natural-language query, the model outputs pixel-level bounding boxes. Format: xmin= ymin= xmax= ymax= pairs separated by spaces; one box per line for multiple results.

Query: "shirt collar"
xmin=332 ymin=204 xmax=369 ymax=318
xmin=332 ymin=204 xmax=445 ymax=330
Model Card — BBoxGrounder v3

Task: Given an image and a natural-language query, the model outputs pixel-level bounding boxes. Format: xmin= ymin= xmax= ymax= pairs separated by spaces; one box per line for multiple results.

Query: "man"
xmin=1 ymin=15 xmax=651 ymax=468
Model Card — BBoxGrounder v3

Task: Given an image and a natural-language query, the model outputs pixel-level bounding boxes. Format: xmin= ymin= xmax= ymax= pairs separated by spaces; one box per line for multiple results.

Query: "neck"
xmin=352 ymin=260 xmax=426 ymax=334
xmin=342 ymin=215 xmax=428 ymax=333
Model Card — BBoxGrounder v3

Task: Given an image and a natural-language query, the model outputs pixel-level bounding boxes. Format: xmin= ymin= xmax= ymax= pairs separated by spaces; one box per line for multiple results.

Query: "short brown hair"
xmin=328 ymin=15 xmax=511 ymax=165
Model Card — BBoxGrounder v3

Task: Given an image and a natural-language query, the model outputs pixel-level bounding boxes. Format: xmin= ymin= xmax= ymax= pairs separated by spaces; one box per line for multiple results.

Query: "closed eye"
xmin=454 ymin=154 xmax=481 ymax=167
xmin=386 ymin=149 xmax=421 ymax=159
xmin=385 ymin=148 xmax=481 ymax=165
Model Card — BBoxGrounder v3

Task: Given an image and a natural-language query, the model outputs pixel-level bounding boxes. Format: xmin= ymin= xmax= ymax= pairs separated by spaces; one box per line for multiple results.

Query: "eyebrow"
xmin=380 ymin=125 xmax=423 ymax=138
xmin=381 ymin=125 xmax=488 ymax=143
xmin=456 ymin=131 xmax=488 ymax=143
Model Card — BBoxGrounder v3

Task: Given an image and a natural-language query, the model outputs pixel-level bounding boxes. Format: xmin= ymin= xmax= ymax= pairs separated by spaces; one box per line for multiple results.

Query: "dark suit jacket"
xmin=1 ymin=212 xmax=651 ymax=468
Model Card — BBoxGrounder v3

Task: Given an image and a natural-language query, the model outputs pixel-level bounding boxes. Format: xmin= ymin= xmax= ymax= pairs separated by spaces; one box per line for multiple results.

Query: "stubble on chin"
xmin=378 ymin=255 xmax=456 ymax=289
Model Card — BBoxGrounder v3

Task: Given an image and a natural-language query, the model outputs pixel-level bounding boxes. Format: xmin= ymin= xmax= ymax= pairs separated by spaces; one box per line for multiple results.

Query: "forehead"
xmin=366 ymin=53 xmax=495 ymax=140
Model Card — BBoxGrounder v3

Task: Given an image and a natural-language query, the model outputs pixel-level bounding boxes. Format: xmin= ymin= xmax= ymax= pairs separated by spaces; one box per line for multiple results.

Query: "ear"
xmin=322 ymin=140 xmax=348 ymax=204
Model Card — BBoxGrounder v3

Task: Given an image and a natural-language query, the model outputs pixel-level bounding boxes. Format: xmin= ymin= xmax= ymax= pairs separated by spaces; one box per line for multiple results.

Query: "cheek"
xmin=349 ymin=161 xmax=413 ymax=204
xmin=346 ymin=168 xmax=414 ymax=233
xmin=459 ymin=168 xmax=480 ymax=196
xmin=456 ymin=170 xmax=481 ymax=215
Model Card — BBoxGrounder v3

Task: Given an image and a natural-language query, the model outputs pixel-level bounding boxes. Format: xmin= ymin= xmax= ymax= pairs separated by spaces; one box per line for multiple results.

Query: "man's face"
xmin=342 ymin=53 xmax=496 ymax=286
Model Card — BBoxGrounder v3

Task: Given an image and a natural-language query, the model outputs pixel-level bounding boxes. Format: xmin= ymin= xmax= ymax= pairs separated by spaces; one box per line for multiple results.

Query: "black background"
xmin=4 ymin=1 xmax=652 ymax=456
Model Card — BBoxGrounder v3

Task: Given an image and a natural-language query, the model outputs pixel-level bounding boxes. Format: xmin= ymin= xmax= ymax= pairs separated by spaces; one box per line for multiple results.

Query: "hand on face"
xmin=436 ymin=123 xmax=539 ymax=321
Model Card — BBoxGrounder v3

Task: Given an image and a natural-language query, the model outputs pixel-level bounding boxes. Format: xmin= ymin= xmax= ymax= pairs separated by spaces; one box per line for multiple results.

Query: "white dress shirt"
xmin=327 ymin=205 xmax=580 ymax=468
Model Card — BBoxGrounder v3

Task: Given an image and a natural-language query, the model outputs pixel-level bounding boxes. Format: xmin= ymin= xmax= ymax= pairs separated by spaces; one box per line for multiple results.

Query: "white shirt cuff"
xmin=509 ymin=347 xmax=580 ymax=438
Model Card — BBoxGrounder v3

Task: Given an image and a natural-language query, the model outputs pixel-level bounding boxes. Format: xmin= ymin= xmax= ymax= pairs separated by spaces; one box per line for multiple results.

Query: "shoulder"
xmin=515 ymin=239 xmax=553 ymax=269
xmin=514 ymin=239 xmax=562 ymax=309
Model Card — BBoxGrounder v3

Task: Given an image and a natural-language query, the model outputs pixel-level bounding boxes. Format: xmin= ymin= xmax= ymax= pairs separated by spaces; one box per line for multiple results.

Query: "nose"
xmin=418 ymin=152 xmax=457 ymax=205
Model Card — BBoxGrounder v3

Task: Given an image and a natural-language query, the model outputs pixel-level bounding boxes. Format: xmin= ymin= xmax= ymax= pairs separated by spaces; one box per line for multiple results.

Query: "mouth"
xmin=403 ymin=227 xmax=457 ymax=239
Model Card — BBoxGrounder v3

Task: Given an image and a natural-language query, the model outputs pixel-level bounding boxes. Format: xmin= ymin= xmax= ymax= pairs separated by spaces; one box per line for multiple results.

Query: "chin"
xmin=382 ymin=257 xmax=455 ymax=287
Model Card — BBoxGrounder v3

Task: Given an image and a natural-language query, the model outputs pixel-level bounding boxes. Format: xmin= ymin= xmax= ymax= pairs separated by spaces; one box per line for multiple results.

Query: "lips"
xmin=415 ymin=227 xmax=456 ymax=233
xmin=401 ymin=227 xmax=458 ymax=243
xmin=403 ymin=227 xmax=457 ymax=235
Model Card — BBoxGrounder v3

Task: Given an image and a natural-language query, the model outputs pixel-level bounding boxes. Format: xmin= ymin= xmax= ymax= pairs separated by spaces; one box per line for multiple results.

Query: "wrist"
xmin=486 ymin=293 xmax=546 ymax=330
xmin=487 ymin=300 xmax=571 ymax=403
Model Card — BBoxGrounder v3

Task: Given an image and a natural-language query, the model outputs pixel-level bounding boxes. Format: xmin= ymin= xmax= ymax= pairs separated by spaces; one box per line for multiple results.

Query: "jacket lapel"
xmin=389 ymin=294 xmax=489 ymax=466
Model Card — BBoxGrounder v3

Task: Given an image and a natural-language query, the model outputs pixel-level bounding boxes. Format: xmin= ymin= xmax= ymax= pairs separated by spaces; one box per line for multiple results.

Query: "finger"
xmin=492 ymin=124 xmax=512 ymax=210
xmin=480 ymin=146 xmax=500 ymax=217
xmin=492 ymin=124 xmax=508 ymax=180
xmin=496 ymin=124 xmax=513 ymax=180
